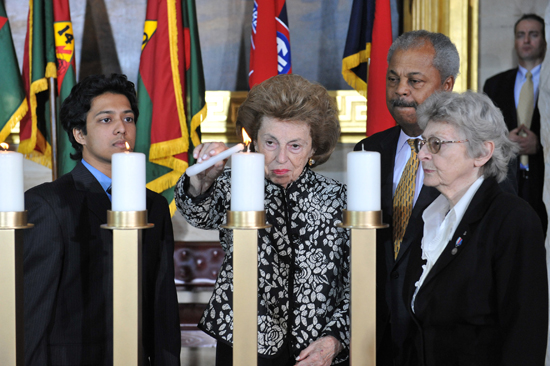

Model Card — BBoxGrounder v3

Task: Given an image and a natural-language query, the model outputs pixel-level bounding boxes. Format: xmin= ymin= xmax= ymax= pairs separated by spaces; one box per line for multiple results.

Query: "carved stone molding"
xmin=201 ymin=90 xmax=368 ymax=144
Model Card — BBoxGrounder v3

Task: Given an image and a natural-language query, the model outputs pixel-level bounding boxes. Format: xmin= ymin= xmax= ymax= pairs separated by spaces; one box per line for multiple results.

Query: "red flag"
xmin=249 ymin=0 xmax=291 ymax=88
xmin=136 ymin=0 xmax=206 ymax=216
xmin=366 ymin=0 xmax=393 ymax=136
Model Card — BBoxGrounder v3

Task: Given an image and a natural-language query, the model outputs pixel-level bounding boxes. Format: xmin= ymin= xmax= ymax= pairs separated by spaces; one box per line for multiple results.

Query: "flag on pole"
xmin=136 ymin=0 xmax=206 ymax=216
xmin=52 ymin=0 xmax=77 ymax=176
xmin=0 ymin=0 xmax=28 ymax=143
xmin=342 ymin=0 xmax=394 ymax=136
xmin=249 ymin=0 xmax=291 ymax=88
xmin=19 ymin=0 xmax=57 ymax=168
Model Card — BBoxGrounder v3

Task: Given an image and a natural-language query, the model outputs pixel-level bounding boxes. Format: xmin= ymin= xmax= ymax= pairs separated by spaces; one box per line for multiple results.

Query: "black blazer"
xmin=404 ymin=177 xmax=548 ymax=366
xmin=483 ymin=68 xmax=547 ymax=230
xmin=355 ymin=126 xmax=440 ymax=366
xmin=23 ymin=162 xmax=181 ymax=366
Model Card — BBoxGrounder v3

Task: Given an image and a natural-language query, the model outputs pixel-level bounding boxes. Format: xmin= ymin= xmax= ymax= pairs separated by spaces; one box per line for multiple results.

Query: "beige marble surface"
xmin=541 ymin=4 xmax=550 ymax=365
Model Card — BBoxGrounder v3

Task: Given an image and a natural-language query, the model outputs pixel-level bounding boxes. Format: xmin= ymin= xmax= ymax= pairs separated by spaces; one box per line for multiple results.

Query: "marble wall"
xmin=479 ymin=0 xmax=548 ymax=88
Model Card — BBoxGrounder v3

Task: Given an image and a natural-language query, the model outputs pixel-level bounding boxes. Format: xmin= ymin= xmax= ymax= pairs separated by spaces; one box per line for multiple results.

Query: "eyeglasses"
xmin=414 ymin=137 xmax=469 ymax=154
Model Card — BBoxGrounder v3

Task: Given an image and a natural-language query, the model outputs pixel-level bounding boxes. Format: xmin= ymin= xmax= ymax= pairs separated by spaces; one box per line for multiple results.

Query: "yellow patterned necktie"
xmin=517 ymin=71 xmax=534 ymax=167
xmin=393 ymin=139 xmax=419 ymax=259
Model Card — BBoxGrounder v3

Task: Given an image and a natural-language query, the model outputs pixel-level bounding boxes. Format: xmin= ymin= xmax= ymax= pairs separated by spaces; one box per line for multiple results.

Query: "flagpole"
xmin=366 ymin=57 xmax=370 ymax=135
xmin=49 ymin=77 xmax=58 ymax=181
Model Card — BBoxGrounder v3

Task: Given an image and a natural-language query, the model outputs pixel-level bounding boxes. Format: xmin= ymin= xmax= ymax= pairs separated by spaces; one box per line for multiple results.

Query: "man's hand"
xmin=294 ymin=336 xmax=343 ymax=366
xmin=509 ymin=125 xmax=539 ymax=155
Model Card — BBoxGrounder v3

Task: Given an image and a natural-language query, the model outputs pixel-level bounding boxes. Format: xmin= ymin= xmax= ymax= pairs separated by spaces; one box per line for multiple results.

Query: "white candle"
xmin=347 ymin=150 xmax=381 ymax=211
xmin=0 ymin=150 xmax=24 ymax=212
xmin=111 ymin=152 xmax=146 ymax=211
xmin=186 ymin=143 xmax=245 ymax=176
xmin=230 ymin=151 xmax=265 ymax=211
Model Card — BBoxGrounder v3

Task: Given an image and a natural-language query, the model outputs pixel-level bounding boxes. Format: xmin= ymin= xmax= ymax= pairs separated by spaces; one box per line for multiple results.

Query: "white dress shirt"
xmin=393 ymin=130 xmax=424 ymax=205
xmin=412 ymin=176 xmax=485 ymax=312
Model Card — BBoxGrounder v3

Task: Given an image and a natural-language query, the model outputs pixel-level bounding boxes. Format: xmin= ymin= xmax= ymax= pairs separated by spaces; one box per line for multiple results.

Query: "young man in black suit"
xmin=354 ymin=30 xmax=458 ymax=366
xmin=23 ymin=74 xmax=181 ymax=366
xmin=483 ymin=13 xmax=547 ymax=232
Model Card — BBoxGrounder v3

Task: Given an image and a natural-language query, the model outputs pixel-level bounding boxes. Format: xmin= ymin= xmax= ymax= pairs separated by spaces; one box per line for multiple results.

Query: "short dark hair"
xmin=60 ymin=73 xmax=139 ymax=161
xmin=236 ymin=74 xmax=340 ymax=167
xmin=514 ymin=14 xmax=545 ymax=40
xmin=387 ymin=30 xmax=460 ymax=84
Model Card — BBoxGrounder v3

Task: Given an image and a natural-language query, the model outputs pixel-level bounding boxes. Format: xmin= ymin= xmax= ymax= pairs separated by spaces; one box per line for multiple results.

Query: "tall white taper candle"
xmin=186 ymin=143 xmax=245 ymax=176
xmin=347 ymin=150 xmax=381 ymax=211
xmin=111 ymin=152 xmax=146 ymax=211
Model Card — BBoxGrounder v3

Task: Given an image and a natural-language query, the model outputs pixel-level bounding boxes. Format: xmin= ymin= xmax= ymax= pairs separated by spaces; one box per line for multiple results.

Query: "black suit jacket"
xmin=403 ymin=177 xmax=548 ymax=366
xmin=23 ymin=162 xmax=181 ymax=366
xmin=483 ymin=68 xmax=547 ymax=231
xmin=355 ymin=126 xmax=440 ymax=366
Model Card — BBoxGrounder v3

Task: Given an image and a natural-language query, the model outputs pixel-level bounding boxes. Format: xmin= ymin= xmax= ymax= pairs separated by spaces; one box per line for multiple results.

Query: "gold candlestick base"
xmin=102 ymin=210 xmax=152 ymax=366
xmin=337 ymin=209 xmax=388 ymax=229
xmin=0 ymin=211 xmax=34 ymax=229
xmin=101 ymin=210 xmax=154 ymax=229
xmin=221 ymin=210 xmax=271 ymax=229
xmin=340 ymin=210 xmax=388 ymax=366
xmin=0 ymin=211 xmax=33 ymax=366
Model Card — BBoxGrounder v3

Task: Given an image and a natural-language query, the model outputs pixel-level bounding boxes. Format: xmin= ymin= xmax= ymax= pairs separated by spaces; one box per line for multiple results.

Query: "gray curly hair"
xmin=387 ymin=30 xmax=460 ymax=83
xmin=417 ymin=91 xmax=518 ymax=183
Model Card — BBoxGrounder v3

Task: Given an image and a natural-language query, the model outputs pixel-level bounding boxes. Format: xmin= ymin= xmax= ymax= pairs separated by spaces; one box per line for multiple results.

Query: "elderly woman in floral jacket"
xmin=175 ymin=74 xmax=350 ymax=366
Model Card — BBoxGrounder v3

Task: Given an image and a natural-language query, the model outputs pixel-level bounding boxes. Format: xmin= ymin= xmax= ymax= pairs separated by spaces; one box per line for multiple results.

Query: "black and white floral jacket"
xmin=175 ymin=167 xmax=350 ymax=363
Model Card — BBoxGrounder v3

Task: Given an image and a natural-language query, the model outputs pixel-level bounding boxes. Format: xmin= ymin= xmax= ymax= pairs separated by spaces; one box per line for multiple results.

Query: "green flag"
xmin=19 ymin=0 xmax=57 ymax=169
xmin=136 ymin=0 xmax=206 ymax=216
xmin=0 ymin=1 xmax=28 ymax=143
xmin=53 ymin=0 xmax=77 ymax=175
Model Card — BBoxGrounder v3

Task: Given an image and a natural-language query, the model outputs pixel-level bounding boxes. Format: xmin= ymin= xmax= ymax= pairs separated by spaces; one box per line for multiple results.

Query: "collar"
xmin=518 ymin=64 xmax=541 ymax=79
xmin=422 ymin=175 xmax=485 ymax=237
xmin=81 ymin=159 xmax=112 ymax=197
xmin=397 ymin=129 xmax=422 ymax=153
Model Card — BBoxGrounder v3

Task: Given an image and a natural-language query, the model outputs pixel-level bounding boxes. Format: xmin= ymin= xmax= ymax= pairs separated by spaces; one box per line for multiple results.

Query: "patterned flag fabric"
xmin=342 ymin=0 xmax=394 ymax=136
xmin=19 ymin=0 xmax=57 ymax=168
xmin=136 ymin=0 xmax=206 ymax=215
xmin=0 ymin=1 xmax=28 ymax=143
xmin=53 ymin=0 xmax=77 ymax=175
xmin=249 ymin=0 xmax=291 ymax=88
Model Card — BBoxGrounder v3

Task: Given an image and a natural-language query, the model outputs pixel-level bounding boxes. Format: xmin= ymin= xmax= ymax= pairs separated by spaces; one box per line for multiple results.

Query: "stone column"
xmin=539 ymin=4 xmax=550 ymax=364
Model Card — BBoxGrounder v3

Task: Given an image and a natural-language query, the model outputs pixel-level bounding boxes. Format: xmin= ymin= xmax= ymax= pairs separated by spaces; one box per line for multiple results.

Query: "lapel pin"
xmin=452 ymin=237 xmax=463 ymax=255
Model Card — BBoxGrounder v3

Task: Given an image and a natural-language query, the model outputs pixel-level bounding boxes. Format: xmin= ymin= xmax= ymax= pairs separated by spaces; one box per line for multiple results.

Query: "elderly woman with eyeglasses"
xmin=403 ymin=91 xmax=548 ymax=366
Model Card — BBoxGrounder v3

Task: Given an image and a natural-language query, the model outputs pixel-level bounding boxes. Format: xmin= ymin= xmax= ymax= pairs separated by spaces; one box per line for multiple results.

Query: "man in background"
xmin=23 ymin=74 xmax=181 ymax=365
xmin=484 ymin=13 xmax=547 ymax=232
xmin=354 ymin=30 xmax=458 ymax=366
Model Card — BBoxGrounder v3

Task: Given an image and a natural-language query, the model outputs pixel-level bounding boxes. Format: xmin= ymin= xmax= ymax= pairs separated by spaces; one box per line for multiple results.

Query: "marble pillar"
xmin=539 ymin=3 xmax=550 ymax=365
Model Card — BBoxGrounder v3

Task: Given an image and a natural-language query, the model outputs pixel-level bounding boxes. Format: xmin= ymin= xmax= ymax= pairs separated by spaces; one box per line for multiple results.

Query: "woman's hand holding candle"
xmin=187 ymin=142 xmax=240 ymax=196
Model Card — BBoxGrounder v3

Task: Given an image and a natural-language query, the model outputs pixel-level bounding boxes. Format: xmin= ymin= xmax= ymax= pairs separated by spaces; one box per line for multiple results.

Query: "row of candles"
xmin=0 ymin=135 xmax=381 ymax=212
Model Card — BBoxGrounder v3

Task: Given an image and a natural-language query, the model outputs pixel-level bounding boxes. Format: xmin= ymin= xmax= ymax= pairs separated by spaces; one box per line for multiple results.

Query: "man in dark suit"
xmin=23 ymin=74 xmax=181 ymax=365
xmin=483 ymin=13 xmax=547 ymax=232
xmin=354 ymin=30 xmax=458 ymax=366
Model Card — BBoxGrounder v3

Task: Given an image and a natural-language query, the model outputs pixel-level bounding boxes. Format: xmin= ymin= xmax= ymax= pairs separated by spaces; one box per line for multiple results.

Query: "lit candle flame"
xmin=241 ymin=129 xmax=251 ymax=152
xmin=0 ymin=142 xmax=9 ymax=151
xmin=124 ymin=141 xmax=130 ymax=151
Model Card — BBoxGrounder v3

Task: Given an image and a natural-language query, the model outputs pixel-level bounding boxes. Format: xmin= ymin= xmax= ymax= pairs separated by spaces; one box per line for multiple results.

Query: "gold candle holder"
xmin=338 ymin=210 xmax=388 ymax=366
xmin=222 ymin=211 xmax=270 ymax=366
xmin=101 ymin=210 xmax=153 ymax=366
xmin=0 ymin=211 xmax=33 ymax=366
